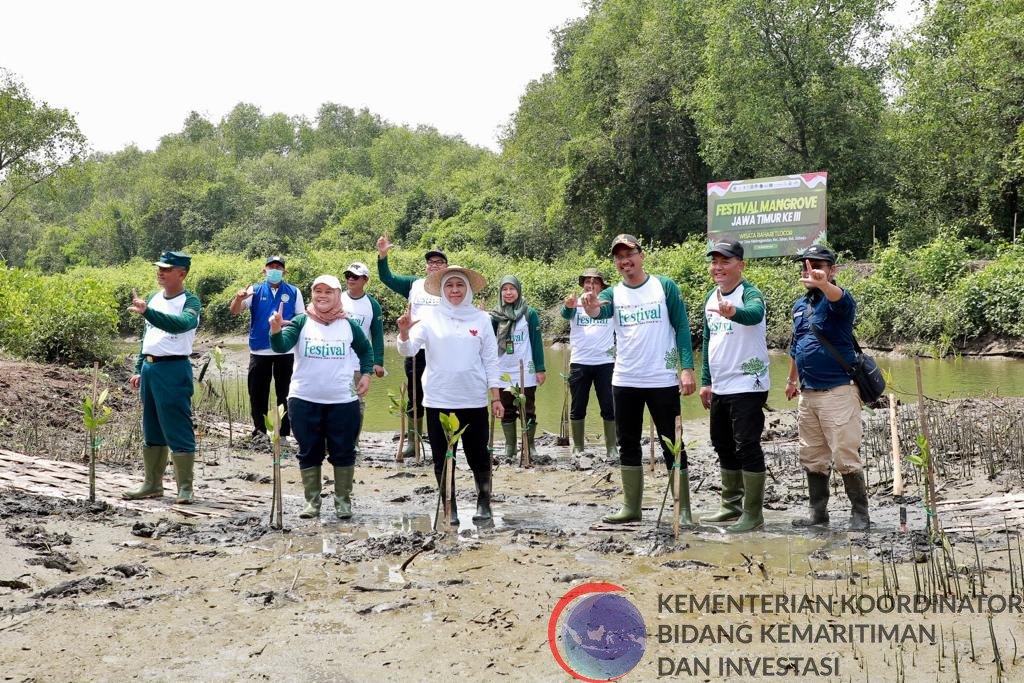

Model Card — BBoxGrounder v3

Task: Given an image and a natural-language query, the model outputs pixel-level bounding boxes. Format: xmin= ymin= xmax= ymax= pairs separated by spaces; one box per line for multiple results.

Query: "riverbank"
xmin=2 ymin=355 xmax=1023 ymax=681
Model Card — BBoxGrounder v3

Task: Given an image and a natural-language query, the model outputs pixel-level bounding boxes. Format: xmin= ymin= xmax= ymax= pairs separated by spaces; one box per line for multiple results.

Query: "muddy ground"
xmin=2 ymin=355 xmax=1024 ymax=682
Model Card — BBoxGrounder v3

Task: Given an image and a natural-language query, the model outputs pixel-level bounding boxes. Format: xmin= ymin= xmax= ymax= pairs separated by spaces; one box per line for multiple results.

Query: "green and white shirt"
xmin=493 ymin=309 xmax=546 ymax=389
xmin=270 ymin=315 xmax=373 ymax=404
xmin=560 ymin=305 xmax=615 ymax=366
xmin=341 ymin=291 xmax=385 ymax=367
xmin=701 ymin=280 xmax=770 ymax=394
xmin=593 ymin=275 xmax=694 ymax=388
xmin=134 ymin=290 xmax=201 ymax=372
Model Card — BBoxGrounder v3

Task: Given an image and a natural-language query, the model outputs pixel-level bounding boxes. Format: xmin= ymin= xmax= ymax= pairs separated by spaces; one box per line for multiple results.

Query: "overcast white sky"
xmin=5 ymin=0 xmax=922 ymax=154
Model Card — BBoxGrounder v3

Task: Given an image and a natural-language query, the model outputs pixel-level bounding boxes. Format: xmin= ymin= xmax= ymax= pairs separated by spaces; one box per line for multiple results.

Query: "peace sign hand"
xmin=269 ymin=302 xmax=285 ymax=334
xmin=396 ymin=304 xmax=420 ymax=340
xmin=376 ymin=235 xmax=393 ymax=259
xmin=564 ymin=292 xmax=579 ymax=309
xmin=799 ymin=266 xmax=829 ymax=289
xmin=128 ymin=288 xmax=147 ymax=315
xmin=709 ymin=287 xmax=736 ymax=319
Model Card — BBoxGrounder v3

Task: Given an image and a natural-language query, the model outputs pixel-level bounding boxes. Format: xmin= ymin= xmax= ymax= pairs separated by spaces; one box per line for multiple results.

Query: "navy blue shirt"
xmin=790 ymin=288 xmax=858 ymax=390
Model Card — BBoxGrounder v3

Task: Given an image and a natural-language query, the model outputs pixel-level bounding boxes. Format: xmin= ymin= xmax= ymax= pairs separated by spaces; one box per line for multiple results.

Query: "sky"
xmin=5 ymin=0 xmax=922 ymax=155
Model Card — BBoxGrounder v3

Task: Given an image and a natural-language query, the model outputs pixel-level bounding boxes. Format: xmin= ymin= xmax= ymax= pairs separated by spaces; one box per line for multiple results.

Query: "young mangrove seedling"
xmin=436 ymin=412 xmax=469 ymax=531
xmin=82 ymin=370 xmax=111 ymax=502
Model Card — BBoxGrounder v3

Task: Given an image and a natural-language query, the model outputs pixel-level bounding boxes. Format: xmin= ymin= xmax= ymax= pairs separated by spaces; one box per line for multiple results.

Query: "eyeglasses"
xmin=426 ymin=259 xmax=448 ymax=266
xmin=613 ymin=249 xmax=640 ymax=262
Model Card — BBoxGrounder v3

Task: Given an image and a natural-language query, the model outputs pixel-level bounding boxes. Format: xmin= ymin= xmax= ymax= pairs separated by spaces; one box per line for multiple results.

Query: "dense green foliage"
xmin=1 ymin=0 xmax=1022 ymax=272
xmin=3 ymin=236 xmax=1021 ymax=366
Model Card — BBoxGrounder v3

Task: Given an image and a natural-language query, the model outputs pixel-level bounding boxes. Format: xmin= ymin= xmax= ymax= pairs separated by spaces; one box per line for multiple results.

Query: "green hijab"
xmin=490 ymin=275 xmax=528 ymax=355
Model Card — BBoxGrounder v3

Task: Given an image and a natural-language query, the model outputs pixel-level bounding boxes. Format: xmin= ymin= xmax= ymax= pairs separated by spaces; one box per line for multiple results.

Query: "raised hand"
xmin=396 ymin=304 xmax=420 ymax=340
xmin=376 ymin=234 xmax=393 ymax=259
xmin=564 ymin=292 xmax=578 ymax=309
xmin=799 ymin=265 xmax=829 ymax=289
xmin=709 ymin=287 xmax=736 ymax=318
xmin=269 ymin=302 xmax=285 ymax=334
xmin=235 ymin=286 xmax=254 ymax=301
xmin=128 ymin=288 xmax=147 ymax=315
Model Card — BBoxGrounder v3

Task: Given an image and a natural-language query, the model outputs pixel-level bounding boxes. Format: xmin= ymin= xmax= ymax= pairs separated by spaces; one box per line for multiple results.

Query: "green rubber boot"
xmin=792 ymin=471 xmax=830 ymax=527
xmin=674 ymin=468 xmax=696 ymax=528
xmin=602 ymin=420 xmax=618 ymax=460
xmin=333 ymin=466 xmax=355 ymax=520
xmin=602 ymin=466 xmax=644 ymax=524
xmin=525 ymin=422 xmax=539 ymax=460
xmin=703 ymin=468 xmax=744 ymax=523
xmin=299 ymin=466 xmax=322 ymax=519
xmin=170 ymin=452 xmax=195 ymax=504
xmin=727 ymin=471 xmax=766 ymax=533
xmin=570 ymin=420 xmax=586 ymax=455
xmin=401 ymin=415 xmax=423 ymax=459
xmin=501 ymin=422 xmax=517 ymax=459
xmin=123 ymin=446 xmax=168 ymax=500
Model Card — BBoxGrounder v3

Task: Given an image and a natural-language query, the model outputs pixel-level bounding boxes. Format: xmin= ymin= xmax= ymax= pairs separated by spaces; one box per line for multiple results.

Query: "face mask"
xmin=266 ymin=269 xmax=284 ymax=285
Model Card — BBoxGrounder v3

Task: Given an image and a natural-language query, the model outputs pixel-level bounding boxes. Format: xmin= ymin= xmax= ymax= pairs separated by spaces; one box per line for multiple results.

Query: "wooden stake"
xmin=890 ymin=393 xmax=903 ymax=496
xmin=396 ymin=384 xmax=407 ymax=463
xmin=557 ymin=350 xmax=570 ymax=446
xmin=272 ymin=400 xmax=283 ymax=530
xmin=648 ymin=419 xmax=656 ymax=475
xmin=443 ymin=453 xmax=453 ymax=531
xmin=89 ymin=362 xmax=99 ymax=502
xmin=673 ymin=416 xmax=682 ymax=540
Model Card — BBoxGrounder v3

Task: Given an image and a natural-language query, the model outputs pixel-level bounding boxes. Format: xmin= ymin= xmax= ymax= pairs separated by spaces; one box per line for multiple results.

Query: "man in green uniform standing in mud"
xmin=123 ymin=251 xmax=201 ymax=505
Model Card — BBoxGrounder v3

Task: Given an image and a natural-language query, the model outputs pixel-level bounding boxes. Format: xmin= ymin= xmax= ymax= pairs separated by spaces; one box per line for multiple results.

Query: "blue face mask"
xmin=266 ymin=269 xmax=284 ymax=285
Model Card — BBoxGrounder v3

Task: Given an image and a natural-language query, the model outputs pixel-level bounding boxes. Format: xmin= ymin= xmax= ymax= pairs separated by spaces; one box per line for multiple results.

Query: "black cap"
xmin=424 ymin=249 xmax=447 ymax=262
xmin=793 ymin=244 xmax=836 ymax=264
xmin=707 ymin=239 xmax=744 ymax=260
xmin=266 ymin=255 xmax=286 ymax=267
xmin=609 ymin=234 xmax=642 ymax=255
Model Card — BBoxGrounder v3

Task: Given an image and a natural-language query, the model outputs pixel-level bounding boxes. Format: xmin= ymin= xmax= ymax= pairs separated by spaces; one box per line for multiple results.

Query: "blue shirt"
xmin=790 ymin=289 xmax=858 ymax=390
xmin=249 ymin=281 xmax=299 ymax=351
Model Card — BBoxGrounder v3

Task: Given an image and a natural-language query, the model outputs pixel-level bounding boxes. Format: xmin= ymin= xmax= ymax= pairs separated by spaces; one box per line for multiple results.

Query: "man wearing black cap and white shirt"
xmin=341 ymin=261 xmax=385 ymax=453
xmin=377 ymin=236 xmax=448 ymax=458
xmin=786 ymin=244 xmax=870 ymax=530
xmin=699 ymin=240 xmax=770 ymax=532
xmin=581 ymin=234 xmax=697 ymax=526
xmin=229 ymin=255 xmax=304 ymax=441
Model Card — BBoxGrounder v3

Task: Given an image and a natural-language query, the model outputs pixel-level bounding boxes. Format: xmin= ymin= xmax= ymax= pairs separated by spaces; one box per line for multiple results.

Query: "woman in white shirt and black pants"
xmin=397 ymin=266 xmax=504 ymax=525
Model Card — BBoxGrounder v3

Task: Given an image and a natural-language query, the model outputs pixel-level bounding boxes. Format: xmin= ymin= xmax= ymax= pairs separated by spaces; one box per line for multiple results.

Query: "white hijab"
xmin=438 ymin=273 xmax=478 ymax=322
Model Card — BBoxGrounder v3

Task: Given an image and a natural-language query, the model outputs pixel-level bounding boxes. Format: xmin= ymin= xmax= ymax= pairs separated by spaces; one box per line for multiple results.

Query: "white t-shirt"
xmin=704 ymin=283 xmax=770 ymax=394
xmin=496 ymin=316 xmax=538 ymax=388
xmin=287 ymin=317 xmax=361 ymax=404
xmin=397 ymin=309 xmax=500 ymax=409
xmin=409 ymin=279 xmax=441 ymax=320
xmin=242 ymin=284 xmax=305 ymax=356
xmin=141 ymin=292 xmax=199 ymax=357
xmin=567 ymin=308 xmax=615 ymax=366
xmin=608 ymin=277 xmax=678 ymax=388
xmin=341 ymin=292 xmax=373 ymax=340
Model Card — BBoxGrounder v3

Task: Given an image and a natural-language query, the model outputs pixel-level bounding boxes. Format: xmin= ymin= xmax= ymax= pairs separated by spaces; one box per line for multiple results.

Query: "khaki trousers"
xmin=797 ymin=383 xmax=863 ymax=475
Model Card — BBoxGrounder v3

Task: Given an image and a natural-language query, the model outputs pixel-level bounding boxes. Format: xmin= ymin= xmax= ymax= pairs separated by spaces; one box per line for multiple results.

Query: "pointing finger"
xmin=132 ymin=288 xmax=138 ymax=300
xmin=716 ymin=287 xmax=724 ymax=303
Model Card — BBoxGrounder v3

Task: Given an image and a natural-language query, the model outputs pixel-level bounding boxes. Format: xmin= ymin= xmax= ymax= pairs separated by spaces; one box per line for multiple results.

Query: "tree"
xmin=0 ymin=69 xmax=87 ymax=231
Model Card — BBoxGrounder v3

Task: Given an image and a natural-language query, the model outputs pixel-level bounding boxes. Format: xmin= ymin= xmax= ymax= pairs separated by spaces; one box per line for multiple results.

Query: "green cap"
xmin=578 ymin=268 xmax=608 ymax=287
xmin=154 ymin=251 xmax=191 ymax=270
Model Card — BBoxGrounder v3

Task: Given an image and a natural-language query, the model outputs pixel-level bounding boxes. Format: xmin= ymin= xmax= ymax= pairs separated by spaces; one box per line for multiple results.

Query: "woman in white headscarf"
xmin=397 ymin=265 xmax=503 ymax=525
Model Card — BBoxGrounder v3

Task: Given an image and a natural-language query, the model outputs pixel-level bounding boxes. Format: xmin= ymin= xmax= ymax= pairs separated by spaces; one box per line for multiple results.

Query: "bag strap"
xmin=810 ymin=323 xmax=860 ymax=378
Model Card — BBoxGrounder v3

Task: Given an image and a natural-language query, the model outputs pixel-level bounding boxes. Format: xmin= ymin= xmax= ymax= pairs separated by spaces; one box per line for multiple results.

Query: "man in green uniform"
xmin=124 ymin=251 xmax=201 ymax=504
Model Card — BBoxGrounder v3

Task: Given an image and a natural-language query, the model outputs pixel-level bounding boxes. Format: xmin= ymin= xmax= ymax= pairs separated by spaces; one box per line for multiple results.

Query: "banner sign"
xmin=706 ymin=172 xmax=827 ymax=258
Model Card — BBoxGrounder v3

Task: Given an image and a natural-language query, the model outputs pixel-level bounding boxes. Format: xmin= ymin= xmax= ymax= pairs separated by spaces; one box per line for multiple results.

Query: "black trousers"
xmin=709 ymin=391 xmax=768 ymax=472
xmin=248 ymin=354 xmax=293 ymax=437
xmin=425 ymin=407 xmax=491 ymax=484
xmin=568 ymin=362 xmax=614 ymax=421
xmin=499 ymin=386 xmax=536 ymax=425
xmin=288 ymin=397 xmax=360 ymax=469
xmin=612 ymin=385 xmax=684 ymax=469
xmin=404 ymin=349 xmax=426 ymax=419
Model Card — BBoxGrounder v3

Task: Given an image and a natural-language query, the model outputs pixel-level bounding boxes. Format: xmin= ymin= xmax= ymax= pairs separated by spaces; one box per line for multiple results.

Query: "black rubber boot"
xmin=471 ymin=467 xmax=493 ymax=523
xmin=792 ymin=470 xmax=830 ymax=527
xmin=842 ymin=471 xmax=871 ymax=531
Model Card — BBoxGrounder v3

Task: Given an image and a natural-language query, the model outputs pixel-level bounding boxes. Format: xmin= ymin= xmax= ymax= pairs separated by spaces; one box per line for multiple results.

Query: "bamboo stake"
xmin=412 ymin=354 xmax=421 ymax=464
xmin=443 ymin=452 xmax=453 ymax=531
xmin=519 ymin=359 xmax=529 ymax=468
xmin=89 ymin=362 xmax=99 ymax=502
xmin=673 ymin=416 xmax=682 ymax=540
xmin=557 ymin=350 xmax=570 ymax=446
xmin=396 ymin=384 xmax=407 ymax=463
xmin=648 ymin=419 xmax=656 ymax=475
xmin=272 ymin=401 xmax=283 ymax=530
xmin=890 ymin=393 xmax=903 ymax=496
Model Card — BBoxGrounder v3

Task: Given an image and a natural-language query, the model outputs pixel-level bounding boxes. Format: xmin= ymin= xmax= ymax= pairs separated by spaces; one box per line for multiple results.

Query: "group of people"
xmin=122 ymin=235 xmax=871 ymax=533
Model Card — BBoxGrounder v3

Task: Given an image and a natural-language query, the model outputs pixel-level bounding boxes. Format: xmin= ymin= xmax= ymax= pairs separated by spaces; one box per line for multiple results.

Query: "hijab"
xmin=306 ymin=284 xmax=346 ymax=325
xmin=437 ymin=272 xmax=479 ymax=322
xmin=490 ymin=275 xmax=528 ymax=355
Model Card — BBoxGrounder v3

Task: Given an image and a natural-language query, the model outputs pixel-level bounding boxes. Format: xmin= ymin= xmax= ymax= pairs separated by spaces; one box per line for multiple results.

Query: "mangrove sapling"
xmin=388 ymin=386 xmax=408 ymax=463
xmin=435 ymin=412 xmax=468 ymax=531
xmin=82 ymin=363 xmax=111 ymax=502
xmin=265 ymin=404 xmax=285 ymax=529
xmin=500 ymin=371 xmax=530 ymax=467
xmin=211 ymin=346 xmax=233 ymax=447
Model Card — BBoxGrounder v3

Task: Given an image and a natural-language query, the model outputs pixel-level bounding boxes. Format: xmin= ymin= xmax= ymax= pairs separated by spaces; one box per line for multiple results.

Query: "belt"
xmin=145 ymin=355 xmax=189 ymax=363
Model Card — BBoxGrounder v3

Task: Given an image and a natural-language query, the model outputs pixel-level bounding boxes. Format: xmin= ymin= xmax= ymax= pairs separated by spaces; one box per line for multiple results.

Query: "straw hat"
xmin=424 ymin=265 xmax=487 ymax=296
